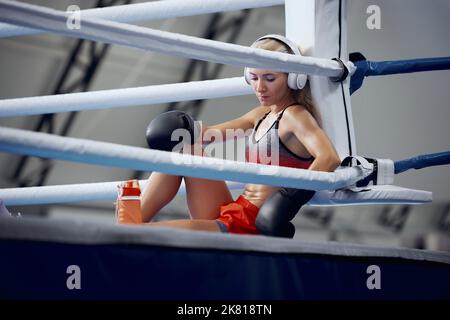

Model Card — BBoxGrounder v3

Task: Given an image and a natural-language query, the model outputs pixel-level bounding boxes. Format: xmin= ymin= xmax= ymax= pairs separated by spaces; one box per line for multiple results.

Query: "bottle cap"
xmin=121 ymin=179 xmax=141 ymax=197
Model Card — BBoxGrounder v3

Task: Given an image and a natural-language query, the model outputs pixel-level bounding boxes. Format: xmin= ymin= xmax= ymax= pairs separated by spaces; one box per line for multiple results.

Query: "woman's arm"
xmin=283 ymin=106 xmax=341 ymax=172
xmin=200 ymin=105 xmax=268 ymax=143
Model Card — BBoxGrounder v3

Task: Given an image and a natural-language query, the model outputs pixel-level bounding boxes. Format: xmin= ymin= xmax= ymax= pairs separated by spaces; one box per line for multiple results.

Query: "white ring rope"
xmin=0 ymin=180 xmax=246 ymax=206
xmin=0 ymin=0 xmax=355 ymax=78
xmin=0 ymin=0 xmax=284 ymax=38
xmin=0 ymin=77 xmax=252 ymax=118
xmin=0 ymin=126 xmax=372 ymax=191
xmin=0 ymin=181 xmax=432 ymax=207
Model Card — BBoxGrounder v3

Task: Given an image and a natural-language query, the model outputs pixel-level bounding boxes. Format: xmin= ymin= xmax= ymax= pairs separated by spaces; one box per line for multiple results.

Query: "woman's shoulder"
xmin=281 ymin=104 xmax=319 ymax=129
xmin=251 ymin=105 xmax=271 ymax=115
xmin=283 ymin=103 xmax=310 ymax=117
xmin=244 ymin=105 xmax=271 ymax=124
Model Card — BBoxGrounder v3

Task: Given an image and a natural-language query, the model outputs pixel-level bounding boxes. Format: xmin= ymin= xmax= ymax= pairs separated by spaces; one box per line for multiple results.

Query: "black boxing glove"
xmin=145 ymin=110 xmax=200 ymax=152
xmin=255 ymin=188 xmax=316 ymax=238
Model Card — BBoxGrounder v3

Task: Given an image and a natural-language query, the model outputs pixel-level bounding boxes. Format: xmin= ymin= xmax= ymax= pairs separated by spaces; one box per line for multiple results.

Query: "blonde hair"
xmin=252 ymin=38 xmax=318 ymax=121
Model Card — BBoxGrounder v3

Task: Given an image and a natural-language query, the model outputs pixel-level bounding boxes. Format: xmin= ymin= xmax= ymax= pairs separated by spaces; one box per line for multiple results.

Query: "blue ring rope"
xmin=394 ymin=151 xmax=450 ymax=174
xmin=350 ymin=55 xmax=450 ymax=94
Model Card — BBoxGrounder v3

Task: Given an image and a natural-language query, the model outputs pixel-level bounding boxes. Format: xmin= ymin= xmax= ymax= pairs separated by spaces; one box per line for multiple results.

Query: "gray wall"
xmin=348 ymin=0 xmax=450 ymax=201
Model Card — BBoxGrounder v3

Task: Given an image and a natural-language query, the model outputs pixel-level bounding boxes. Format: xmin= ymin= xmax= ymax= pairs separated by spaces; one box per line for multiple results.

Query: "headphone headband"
xmin=245 ymin=34 xmax=307 ymax=90
xmin=252 ymin=34 xmax=302 ymax=56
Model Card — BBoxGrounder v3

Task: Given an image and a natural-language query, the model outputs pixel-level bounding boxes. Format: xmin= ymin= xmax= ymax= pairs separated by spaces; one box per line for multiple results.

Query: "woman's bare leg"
xmin=183 ymin=143 xmax=233 ymax=220
xmin=140 ymin=172 xmax=182 ymax=222
xmin=148 ymin=219 xmax=221 ymax=232
xmin=140 ymin=144 xmax=233 ymax=222
xmin=184 ymin=176 xmax=233 ymax=220
xmin=140 ymin=171 xmax=232 ymax=222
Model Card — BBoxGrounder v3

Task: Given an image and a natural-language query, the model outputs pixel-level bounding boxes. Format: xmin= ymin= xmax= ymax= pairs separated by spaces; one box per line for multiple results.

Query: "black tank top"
xmin=245 ymin=105 xmax=314 ymax=169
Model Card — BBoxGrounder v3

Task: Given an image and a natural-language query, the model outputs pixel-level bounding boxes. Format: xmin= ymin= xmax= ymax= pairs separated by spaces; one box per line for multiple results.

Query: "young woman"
xmin=122 ymin=35 xmax=340 ymax=237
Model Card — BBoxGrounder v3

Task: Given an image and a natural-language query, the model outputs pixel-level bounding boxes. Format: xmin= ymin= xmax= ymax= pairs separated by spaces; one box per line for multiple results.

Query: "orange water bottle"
xmin=115 ymin=179 xmax=142 ymax=224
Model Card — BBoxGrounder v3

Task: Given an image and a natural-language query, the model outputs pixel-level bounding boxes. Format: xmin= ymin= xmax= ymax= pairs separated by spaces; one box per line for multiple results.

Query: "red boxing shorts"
xmin=216 ymin=195 xmax=260 ymax=235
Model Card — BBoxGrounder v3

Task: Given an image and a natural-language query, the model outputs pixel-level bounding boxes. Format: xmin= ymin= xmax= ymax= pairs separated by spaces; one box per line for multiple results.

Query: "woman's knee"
xmin=184 ymin=176 xmax=232 ymax=220
xmin=140 ymin=172 xmax=183 ymax=222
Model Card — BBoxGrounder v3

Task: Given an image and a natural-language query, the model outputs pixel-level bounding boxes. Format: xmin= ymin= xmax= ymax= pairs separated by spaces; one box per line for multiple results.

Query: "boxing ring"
xmin=1 ymin=0 xmax=450 ymax=299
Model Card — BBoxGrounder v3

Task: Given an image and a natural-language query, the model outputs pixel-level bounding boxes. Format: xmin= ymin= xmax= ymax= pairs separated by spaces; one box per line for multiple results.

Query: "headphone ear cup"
xmin=244 ymin=67 xmax=251 ymax=85
xmin=287 ymin=73 xmax=297 ymax=90
xmin=287 ymin=73 xmax=307 ymax=90
xmin=296 ymin=73 xmax=307 ymax=90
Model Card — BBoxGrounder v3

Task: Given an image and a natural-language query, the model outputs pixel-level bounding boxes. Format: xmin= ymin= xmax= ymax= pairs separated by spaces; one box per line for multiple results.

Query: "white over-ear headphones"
xmin=244 ymin=34 xmax=307 ymax=90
